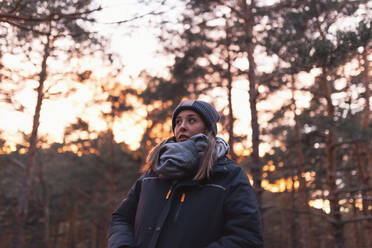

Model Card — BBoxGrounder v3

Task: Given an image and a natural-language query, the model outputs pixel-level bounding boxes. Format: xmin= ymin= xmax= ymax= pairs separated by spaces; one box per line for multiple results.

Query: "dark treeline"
xmin=0 ymin=1 xmax=371 ymax=248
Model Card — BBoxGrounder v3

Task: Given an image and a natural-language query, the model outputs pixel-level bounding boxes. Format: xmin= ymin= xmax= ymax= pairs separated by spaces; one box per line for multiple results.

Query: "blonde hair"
xmin=141 ymin=131 xmax=217 ymax=180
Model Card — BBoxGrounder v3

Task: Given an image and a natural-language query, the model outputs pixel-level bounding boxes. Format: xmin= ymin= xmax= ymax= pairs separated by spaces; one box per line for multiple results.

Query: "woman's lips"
xmin=178 ymin=135 xmax=189 ymax=141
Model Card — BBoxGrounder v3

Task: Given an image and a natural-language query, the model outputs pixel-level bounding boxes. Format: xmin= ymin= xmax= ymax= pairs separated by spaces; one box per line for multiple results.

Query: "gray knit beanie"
xmin=172 ymin=100 xmax=220 ymax=136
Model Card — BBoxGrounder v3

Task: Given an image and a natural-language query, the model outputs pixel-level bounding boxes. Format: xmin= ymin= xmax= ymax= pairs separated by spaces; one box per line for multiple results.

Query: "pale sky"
xmin=1 ymin=1 xmax=174 ymax=150
xmin=0 ymin=1 xmax=323 ymax=153
xmin=2 ymin=0 xmax=354 ymax=213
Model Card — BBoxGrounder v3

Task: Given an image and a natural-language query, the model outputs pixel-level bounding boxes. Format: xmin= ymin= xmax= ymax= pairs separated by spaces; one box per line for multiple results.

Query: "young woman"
xmin=108 ymin=100 xmax=263 ymax=248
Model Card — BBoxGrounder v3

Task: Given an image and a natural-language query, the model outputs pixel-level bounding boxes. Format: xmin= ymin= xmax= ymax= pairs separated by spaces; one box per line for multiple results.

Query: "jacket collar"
xmin=211 ymin=156 xmax=232 ymax=173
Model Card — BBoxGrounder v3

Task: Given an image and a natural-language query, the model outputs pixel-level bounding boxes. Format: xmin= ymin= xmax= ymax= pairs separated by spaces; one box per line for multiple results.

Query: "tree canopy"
xmin=0 ymin=1 xmax=371 ymax=248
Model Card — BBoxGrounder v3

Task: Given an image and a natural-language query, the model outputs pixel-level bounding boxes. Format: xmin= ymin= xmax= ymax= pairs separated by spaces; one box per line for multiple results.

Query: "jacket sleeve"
xmin=205 ymin=168 xmax=263 ymax=248
xmin=108 ymin=177 xmax=142 ymax=248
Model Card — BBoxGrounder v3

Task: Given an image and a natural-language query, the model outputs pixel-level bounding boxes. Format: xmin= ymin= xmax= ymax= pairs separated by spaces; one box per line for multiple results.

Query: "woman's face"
xmin=174 ymin=110 xmax=206 ymax=142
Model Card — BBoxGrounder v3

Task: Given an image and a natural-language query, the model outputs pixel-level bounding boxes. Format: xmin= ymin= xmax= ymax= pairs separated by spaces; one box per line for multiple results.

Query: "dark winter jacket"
xmin=108 ymin=155 xmax=263 ymax=248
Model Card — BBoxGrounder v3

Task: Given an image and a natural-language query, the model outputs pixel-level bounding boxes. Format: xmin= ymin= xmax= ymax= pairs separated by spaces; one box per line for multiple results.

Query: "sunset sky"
xmin=0 ymin=0 xmax=320 ymax=153
xmin=1 ymin=1 xmax=171 ymax=150
xmin=2 ymin=0 xmax=365 ymax=216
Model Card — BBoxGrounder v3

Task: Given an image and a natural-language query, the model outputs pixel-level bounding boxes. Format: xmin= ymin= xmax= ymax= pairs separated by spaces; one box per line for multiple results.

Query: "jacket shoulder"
xmin=211 ymin=156 xmax=250 ymax=187
xmin=214 ymin=156 xmax=244 ymax=175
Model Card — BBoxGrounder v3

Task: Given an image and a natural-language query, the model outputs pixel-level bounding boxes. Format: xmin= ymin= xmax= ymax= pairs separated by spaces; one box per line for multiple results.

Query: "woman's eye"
xmin=188 ymin=118 xmax=196 ymax=124
xmin=176 ymin=119 xmax=182 ymax=125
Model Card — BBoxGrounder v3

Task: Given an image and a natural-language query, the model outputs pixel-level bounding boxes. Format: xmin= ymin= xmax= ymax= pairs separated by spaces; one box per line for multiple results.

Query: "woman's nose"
xmin=179 ymin=121 xmax=187 ymax=129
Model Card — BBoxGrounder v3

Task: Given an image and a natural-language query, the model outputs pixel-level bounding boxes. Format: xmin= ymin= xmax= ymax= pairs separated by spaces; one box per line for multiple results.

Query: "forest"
xmin=0 ymin=0 xmax=371 ymax=248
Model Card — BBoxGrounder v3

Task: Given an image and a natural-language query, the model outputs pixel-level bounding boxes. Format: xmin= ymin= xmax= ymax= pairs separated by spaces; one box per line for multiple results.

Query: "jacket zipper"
xmin=174 ymin=192 xmax=185 ymax=222
xmin=165 ymin=187 xmax=172 ymax=200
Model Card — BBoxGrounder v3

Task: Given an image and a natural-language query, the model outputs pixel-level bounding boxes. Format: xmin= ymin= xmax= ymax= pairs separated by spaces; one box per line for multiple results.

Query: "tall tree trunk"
xmin=12 ymin=35 xmax=50 ymax=248
xmin=67 ymin=203 xmax=78 ymax=248
xmin=354 ymin=143 xmax=371 ymax=248
xmin=107 ymin=128 xmax=116 ymax=209
xmin=89 ymin=224 xmax=96 ymax=248
xmin=360 ymin=44 xmax=372 ymax=248
xmin=224 ymin=19 xmax=237 ymax=160
xmin=280 ymin=197 xmax=290 ymax=248
xmin=240 ymin=0 xmax=263 ymax=208
xmin=320 ymin=67 xmax=345 ymax=248
xmin=290 ymin=175 xmax=299 ymax=248
xmin=227 ymin=77 xmax=238 ymax=160
xmin=38 ymin=162 xmax=50 ymax=248
xmin=279 ymin=208 xmax=284 ymax=248
xmin=361 ymin=44 xmax=370 ymax=129
xmin=351 ymin=186 xmax=365 ymax=248
xmin=52 ymin=224 xmax=59 ymax=248
xmin=290 ymin=75 xmax=314 ymax=248
xmin=95 ymin=221 xmax=105 ymax=248
xmin=139 ymin=119 xmax=157 ymax=163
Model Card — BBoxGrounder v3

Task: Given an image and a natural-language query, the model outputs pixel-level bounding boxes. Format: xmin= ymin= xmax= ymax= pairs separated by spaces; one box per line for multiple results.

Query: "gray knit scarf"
xmin=154 ymin=134 xmax=229 ymax=179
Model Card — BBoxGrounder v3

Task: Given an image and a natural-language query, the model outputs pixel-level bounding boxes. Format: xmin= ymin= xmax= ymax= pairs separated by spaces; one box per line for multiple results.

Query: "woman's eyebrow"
xmin=177 ymin=114 xmax=198 ymax=119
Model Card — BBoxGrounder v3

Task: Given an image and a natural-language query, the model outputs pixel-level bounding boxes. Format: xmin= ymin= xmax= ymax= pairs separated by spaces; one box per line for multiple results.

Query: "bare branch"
xmin=102 ymin=0 xmax=168 ymax=25
xmin=0 ymin=6 xmax=102 ymax=23
xmin=105 ymin=10 xmax=165 ymax=24
xmin=2 ymin=19 xmax=51 ymax=35
xmin=335 ymin=185 xmax=372 ymax=195
xmin=7 ymin=0 xmax=25 ymax=15
xmin=341 ymin=215 xmax=372 ymax=224
xmin=7 ymin=157 xmax=26 ymax=169
xmin=263 ymin=205 xmax=332 ymax=220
